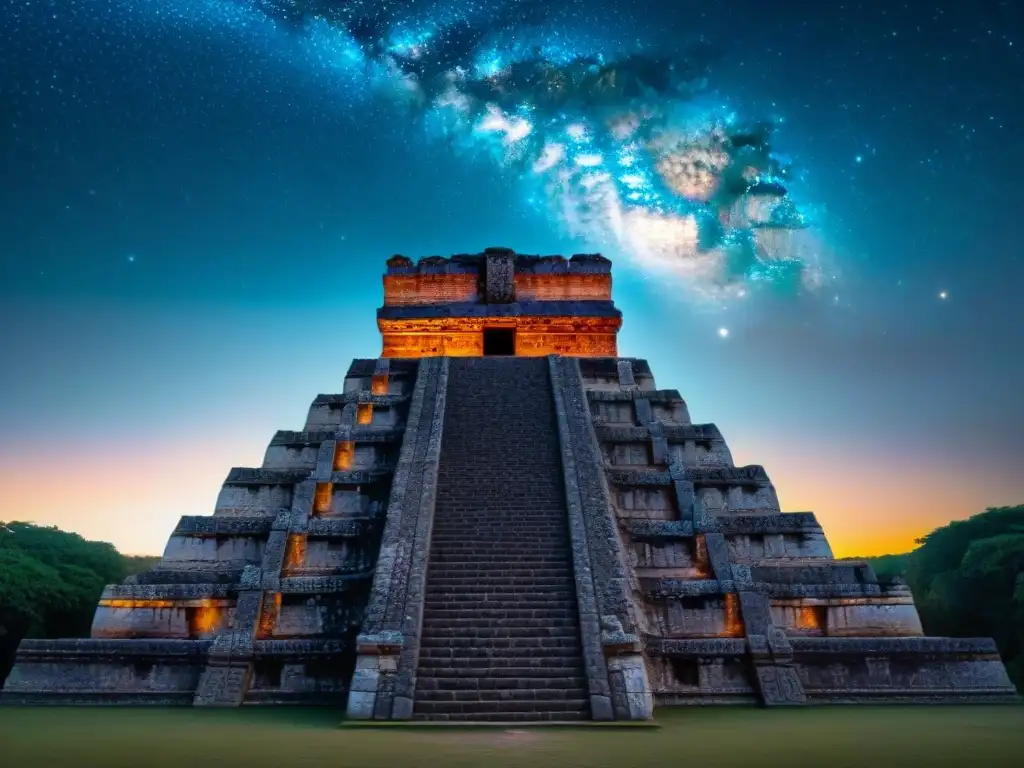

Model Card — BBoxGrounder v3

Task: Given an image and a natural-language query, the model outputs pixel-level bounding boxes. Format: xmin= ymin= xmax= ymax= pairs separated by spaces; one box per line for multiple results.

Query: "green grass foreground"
xmin=1 ymin=705 xmax=1023 ymax=767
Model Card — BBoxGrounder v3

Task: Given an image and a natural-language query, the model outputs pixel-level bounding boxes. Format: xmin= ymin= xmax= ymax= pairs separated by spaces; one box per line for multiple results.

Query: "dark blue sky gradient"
xmin=1 ymin=0 xmax=1021 ymax=555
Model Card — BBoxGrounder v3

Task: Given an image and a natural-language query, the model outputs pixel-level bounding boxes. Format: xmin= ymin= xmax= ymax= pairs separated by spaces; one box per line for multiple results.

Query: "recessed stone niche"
xmin=646 ymin=595 xmax=744 ymax=638
xmin=590 ymin=400 xmax=635 ymax=424
xmin=262 ymin=444 xmax=320 ymax=470
xmin=313 ymin=483 xmax=371 ymax=518
xmin=630 ymin=540 xmax=707 ymax=579
xmin=614 ymin=486 xmax=679 ymax=520
xmin=667 ymin=440 xmax=732 ymax=469
xmin=162 ymin=534 xmax=264 ymax=567
xmin=696 ymin=484 xmax=780 ymax=516
xmin=214 ymin=484 xmax=293 ymax=516
xmin=604 ymin=442 xmax=653 ymax=467
xmin=726 ymin=533 xmax=832 ymax=561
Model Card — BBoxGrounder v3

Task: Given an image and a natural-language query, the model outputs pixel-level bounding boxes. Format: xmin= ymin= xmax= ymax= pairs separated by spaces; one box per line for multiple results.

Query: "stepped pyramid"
xmin=3 ymin=248 xmax=1015 ymax=719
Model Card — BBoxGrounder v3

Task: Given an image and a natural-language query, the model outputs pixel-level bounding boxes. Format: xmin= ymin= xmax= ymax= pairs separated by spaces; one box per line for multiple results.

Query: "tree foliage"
xmin=0 ymin=521 xmax=159 ymax=688
xmin=868 ymin=504 xmax=1024 ymax=692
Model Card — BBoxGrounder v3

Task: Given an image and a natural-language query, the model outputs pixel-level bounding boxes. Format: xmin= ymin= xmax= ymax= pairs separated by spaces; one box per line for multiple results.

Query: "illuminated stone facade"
xmin=3 ymin=249 xmax=1015 ymax=715
xmin=378 ymin=248 xmax=620 ymax=359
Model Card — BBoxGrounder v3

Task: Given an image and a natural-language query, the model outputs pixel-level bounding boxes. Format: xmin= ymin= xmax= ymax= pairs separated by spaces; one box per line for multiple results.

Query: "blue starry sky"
xmin=1 ymin=0 xmax=1021 ymax=556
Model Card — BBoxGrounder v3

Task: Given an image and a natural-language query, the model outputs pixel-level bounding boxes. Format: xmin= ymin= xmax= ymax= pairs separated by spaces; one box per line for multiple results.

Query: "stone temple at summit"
xmin=3 ymin=248 xmax=1015 ymax=719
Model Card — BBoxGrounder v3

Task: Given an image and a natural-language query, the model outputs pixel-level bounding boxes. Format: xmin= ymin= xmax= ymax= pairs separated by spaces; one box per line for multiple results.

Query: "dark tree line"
xmin=0 ymin=521 xmax=159 ymax=687
xmin=868 ymin=504 xmax=1024 ymax=692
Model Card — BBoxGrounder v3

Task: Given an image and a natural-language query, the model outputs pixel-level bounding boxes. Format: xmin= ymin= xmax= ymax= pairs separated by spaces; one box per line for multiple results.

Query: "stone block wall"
xmin=579 ymin=356 xmax=1017 ymax=706
xmin=1 ymin=358 xmax=420 ymax=706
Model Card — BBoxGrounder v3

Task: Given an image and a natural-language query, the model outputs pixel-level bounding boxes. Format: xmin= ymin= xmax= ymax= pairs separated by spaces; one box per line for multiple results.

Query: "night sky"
xmin=1 ymin=0 xmax=1021 ymax=557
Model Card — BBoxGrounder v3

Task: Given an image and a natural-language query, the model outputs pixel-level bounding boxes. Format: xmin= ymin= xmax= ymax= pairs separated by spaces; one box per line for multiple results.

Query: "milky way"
xmin=26 ymin=0 xmax=828 ymax=300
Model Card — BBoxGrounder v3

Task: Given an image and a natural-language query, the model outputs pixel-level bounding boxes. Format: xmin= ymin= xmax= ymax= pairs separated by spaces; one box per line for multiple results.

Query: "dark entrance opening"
xmin=483 ymin=328 xmax=515 ymax=356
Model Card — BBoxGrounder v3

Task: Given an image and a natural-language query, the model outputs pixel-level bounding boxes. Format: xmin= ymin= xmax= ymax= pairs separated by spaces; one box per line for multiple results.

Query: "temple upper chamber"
xmin=378 ymin=247 xmax=622 ymax=358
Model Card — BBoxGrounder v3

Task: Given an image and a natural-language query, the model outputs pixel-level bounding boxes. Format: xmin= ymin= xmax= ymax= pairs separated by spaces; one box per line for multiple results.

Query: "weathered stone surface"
xmin=595 ymin=424 xmax=723 ymax=443
xmin=347 ymin=356 xmax=447 ymax=720
xmin=550 ymin=356 xmax=650 ymax=720
xmin=101 ymin=584 xmax=235 ymax=600
xmin=312 ymin=393 xmax=408 ymax=407
xmin=623 ymin=520 xmax=695 ymax=540
xmin=5 ymin=252 xmax=1015 ymax=713
xmin=224 ymin=468 xmax=309 ymax=485
xmin=587 ymin=389 xmax=685 ymax=404
xmin=271 ymin=427 xmax=403 ymax=446
xmin=172 ymin=516 xmax=274 ymax=537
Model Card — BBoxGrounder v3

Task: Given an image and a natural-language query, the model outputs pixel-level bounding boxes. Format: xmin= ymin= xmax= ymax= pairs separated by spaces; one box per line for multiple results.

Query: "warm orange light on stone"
xmin=189 ymin=603 xmax=224 ymax=637
xmin=514 ymin=273 xmax=611 ymax=301
xmin=796 ymin=605 xmax=827 ymax=632
xmin=333 ymin=441 xmax=354 ymax=471
xmin=314 ymin=483 xmax=333 ymax=515
xmin=371 ymin=374 xmax=389 ymax=394
xmin=98 ymin=599 xmax=176 ymax=609
xmin=724 ymin=593 xmax=744 ymax=637
xmin=258 ymin=593 xmax=281 ymax=638
xmin=284 ymin=534 xmax=307 ymax=572
xmin=693 ymin=535 xmax=710 ymax=577
xmin=357 ymin=404 xmax=373 ymax=425
xmin=378 ymin=316 xmax=620 ymax=359
xmin=383 ymin=273 xmax=478 ymax=306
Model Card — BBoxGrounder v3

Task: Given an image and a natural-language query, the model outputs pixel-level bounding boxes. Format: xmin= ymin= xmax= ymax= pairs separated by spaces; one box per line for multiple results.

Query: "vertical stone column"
xmin=347 ymin=356 xmax=448 ymax=720
xmin=735 ymin=589 xmax=808 ymax=706
xmin=484 ymin=248 xmax=516 ymax=304
xmin=616 ymin=359 xmax=638 ymax=391
xmin=549 ymin=356 xmax=653 ymax=720
xmin=193 ymin=480 xmax=315 ymax=706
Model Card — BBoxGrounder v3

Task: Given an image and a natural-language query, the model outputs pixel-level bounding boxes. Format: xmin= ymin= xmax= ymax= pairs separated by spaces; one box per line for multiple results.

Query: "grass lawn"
xmin=1 ymin=705 xmax=1022 ymax=768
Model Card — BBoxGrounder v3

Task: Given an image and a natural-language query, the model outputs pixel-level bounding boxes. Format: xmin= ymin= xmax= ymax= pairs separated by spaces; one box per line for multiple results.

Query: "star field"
xmin=0 ymin=0 xmax=1021 ymax=557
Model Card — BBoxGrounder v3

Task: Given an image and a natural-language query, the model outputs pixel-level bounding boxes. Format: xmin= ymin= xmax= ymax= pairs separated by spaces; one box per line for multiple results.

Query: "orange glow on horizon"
xmin=1 ymin=414 xmax=1019 ymax=560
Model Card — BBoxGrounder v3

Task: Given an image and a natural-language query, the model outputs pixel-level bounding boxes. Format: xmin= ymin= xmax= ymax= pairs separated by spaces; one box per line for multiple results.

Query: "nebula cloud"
xmin=142 ymin=1 xmax=829 ymax=300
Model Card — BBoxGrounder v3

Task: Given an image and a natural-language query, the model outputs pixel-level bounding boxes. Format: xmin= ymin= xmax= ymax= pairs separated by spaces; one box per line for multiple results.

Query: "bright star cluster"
xmin=77 ymin=0 xmax=828 ymax=302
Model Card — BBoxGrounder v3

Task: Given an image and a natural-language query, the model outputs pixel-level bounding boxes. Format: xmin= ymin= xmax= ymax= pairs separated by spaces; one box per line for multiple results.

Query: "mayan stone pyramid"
xmin=3 ymin=248 xmax=1015 ymax=719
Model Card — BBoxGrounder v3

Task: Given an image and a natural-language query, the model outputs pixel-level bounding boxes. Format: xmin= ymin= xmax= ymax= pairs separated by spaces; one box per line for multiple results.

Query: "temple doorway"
xmin=483 ymin=328 xmax=515 ymax=356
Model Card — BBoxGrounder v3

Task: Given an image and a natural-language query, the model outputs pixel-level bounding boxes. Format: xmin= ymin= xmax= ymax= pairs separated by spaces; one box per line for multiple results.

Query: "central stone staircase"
xmin=414 ymin=357 xmax=591 ymax=721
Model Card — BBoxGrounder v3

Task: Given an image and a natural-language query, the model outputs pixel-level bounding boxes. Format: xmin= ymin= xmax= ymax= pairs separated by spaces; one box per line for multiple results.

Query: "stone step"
xmin=420 ymin=625 xmax=580 ymax=640
xmin=418 ymin=656 xmax=583 ymax=670
xmin=422 ymin=599 xmax=578 ymax=611
xmin=424 ymin=586 xmax=577 ymax=600
xmin=414 ymin=357 xmax=590 ymax=722
xmin=431 ymin=512 xmax=569 ymax=519
xmin=419 ymin=635 xmax=581 ymax=650
xmin=424 ymin=576 xmax=574 ymax=588
xmin=418 ymin=645 xmax=583 ymax=659
xmin=423 ymin=608 xmax=577 ymax=621
xmin=428 ymin=561 xmax=573 ymax=570
xmin=416 ymin=664 xmax=586 ymax=678
xmin=412 ymin=710 xmax=589 ymax=722
xmin=429 ymin=530 xmax=571 ymax=540
xmin=417 ymin=687 xmax=589 ymax=702
xmin=427 ymin=548 xmax=572 ymax=558
xmin=429 ymin=552 xmax=572 ymax=562
xmin=427 ymin=557 xmax=571 ymax=567
xmin=431 ymin=518 xmax=568 ymax=526
xmin=412 ymin=699 xmax=590 ymax=716
xmin=427 ymin=566 xmax=573 ymax=578
xmin=419 ymin=618 xmax=581 ymax=626
xmin=428 ymin=542 xmax=571 ymax=551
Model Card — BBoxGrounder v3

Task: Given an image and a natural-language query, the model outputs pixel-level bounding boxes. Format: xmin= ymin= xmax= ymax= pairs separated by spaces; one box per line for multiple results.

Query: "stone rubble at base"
xmin=2 ymin=248 xmax=1016 ymax=716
